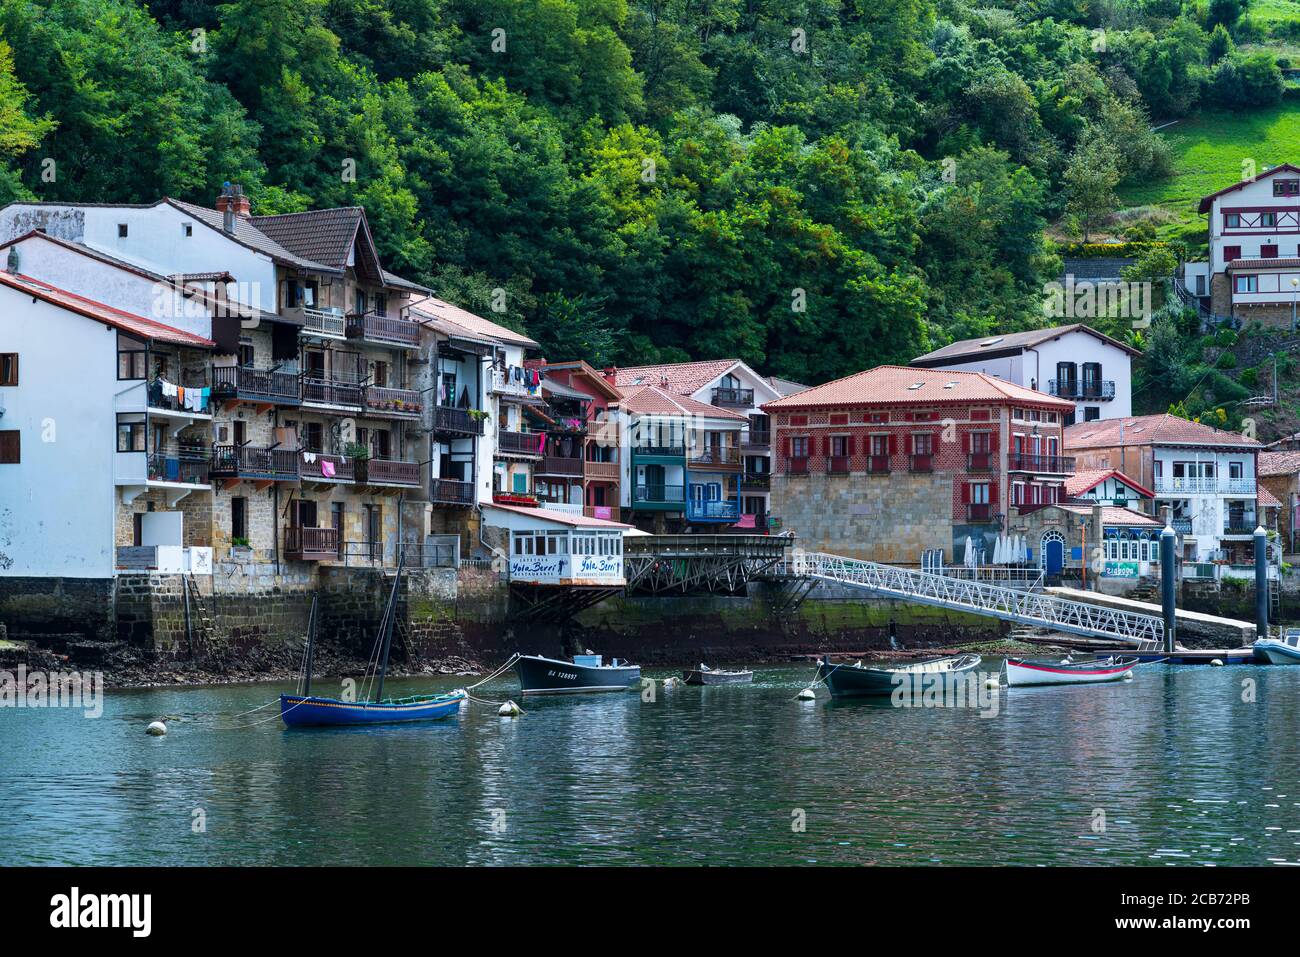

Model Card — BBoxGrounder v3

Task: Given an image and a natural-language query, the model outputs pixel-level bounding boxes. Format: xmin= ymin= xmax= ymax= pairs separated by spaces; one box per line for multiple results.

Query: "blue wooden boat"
xmin=280 ymin=690 xmax=466 ymax=726
xmin=281 ymin=555 xmax=466 ymax=727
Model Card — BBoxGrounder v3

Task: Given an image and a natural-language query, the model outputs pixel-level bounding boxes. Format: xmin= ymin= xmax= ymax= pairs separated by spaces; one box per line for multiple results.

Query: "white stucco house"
xmin=910 ymin=323 xmax=1139 ymax=425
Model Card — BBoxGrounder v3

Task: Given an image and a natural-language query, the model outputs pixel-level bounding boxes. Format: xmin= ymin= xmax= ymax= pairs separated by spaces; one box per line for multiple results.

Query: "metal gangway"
xmin=795 ymin=551 xmax=1165 ymax=645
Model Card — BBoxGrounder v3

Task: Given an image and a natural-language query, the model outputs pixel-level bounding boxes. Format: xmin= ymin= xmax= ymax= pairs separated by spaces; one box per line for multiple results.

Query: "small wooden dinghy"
xmin=683 ymin=663 xmax=754 ymax=685
xmin=513 ymin=653 xmax=641 ymax=695
xmin=1004 ymin=655 xmax=1138 ymax=687
xmin=1253 ymin=629 xmax=1300 ymax=665
xmin=815 ymin=653 xmax=981 ymax=698
xmin=281 ymin=690 xmax=466 ymax=726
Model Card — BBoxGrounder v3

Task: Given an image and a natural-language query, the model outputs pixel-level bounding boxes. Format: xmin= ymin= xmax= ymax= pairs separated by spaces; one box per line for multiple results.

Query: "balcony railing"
xmin=634 ymin=484 xmax=686 ymax=505
xmin=147 ymin=446 xmax=210 ymax=485
xmin=867 ymin=455 xmax=891 ymax=475
xmin=711 ymin=386 xmax=754 ymax=407
xmin=498 ymin=430 xmax=543 ymax=456
xmin=284 ymin=526 xmax=340 ymax=561
xmin=363 ymin=459 xmax=421 ymax=486
xmin=363 ymin=386 xmax=423 ymax=417
xmin=909 ymin=454 xmax=933 ymax=473
xmin=299 ymin=452 xmax=353 ymax=482
xmin=1008 ymin=453 xmax=1075 ymax=473
xmin=966 ymin=452 xmax=994 ymax=471
xmin=434 ymin=405 xmax=485 ymax=436
xmin=491 ymin=367 xmax=540 ymax=398
xmin=1224 ymin=516 xmax=1260 ymax=535
xmin=827 ymin=455 xmax=850 ymax=474
xmin=633 ymin=444 xmax=686 ymax=457
xmin=1154 ymin=477 xmax=1256 ymax=495
xmin=688 ymin=446 xmax=741 ymax=469
xmin=583 ymin=505 xmax=621 ymax=523
xmin=209 ymin=444 xmax=299 ymax=482
xmin=742 ymin=431 xmax=772 ymax=452
xmin=686 ymin=498 xmax=740 ymax=521
xmin=966 ymin=503 xmax=994 ymax=522
xmin=1048 ymin=379 xmax=1116 ymax=400
xmin=289 ymin=306 xmax=347 ymax=338
xmin=211 ymin=366 xmax=300 ymax=406
xmin=301 ymin=376 xmax=363 ymax=408
xmin=1171 ymin=518 xmax=1193 ymax=535
xmin=346 ymin=312 xmax=421 ymax=347
xmin=584 ymin=460 xmax=620 ymax=482
xmin=787 ymin=456 xmax=809 ymax=475
xmin=740 ymin=473 xmax=771 ymax=492
xmin=147 ymin=377 xmax=211 ymax=414
xmin=540 ymin=455 xmax=584 ymax=476
xmin=430 ymin=477 xmax=475 ymax=506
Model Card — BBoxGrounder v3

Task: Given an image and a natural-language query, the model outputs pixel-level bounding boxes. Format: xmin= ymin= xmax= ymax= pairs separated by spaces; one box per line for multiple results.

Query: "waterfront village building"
xmin=909 ymin=323 xmax=1138 ymax=425
xmin=1183 ymin=163 xmax=1300 ymax=327
xmin=1258 ymin=451 xmax=1300 ymax=557
xmin=527 ymin=360 xmax=623 ymax=522
xmin=613 ymin=360 xmax=782 ymax=524
xmin=480 ymin=502 xmax=631 ymax=588
xmin=763 ymin=366 xmax=1076 ymax=565
xmin=1011 ymin=503 xmax=1164 ymax=580
xmin=1064 ymin=414 xmax=1264 ymax=562
xmin=0 ymin=186 xmax=548 ymax=583
xmin=616 ymin=383 xmax=748 ymax=533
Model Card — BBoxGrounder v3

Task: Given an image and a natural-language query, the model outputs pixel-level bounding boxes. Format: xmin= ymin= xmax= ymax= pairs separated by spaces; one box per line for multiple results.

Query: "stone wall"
xmin=771 ymin=472 xmax=951 ymax=563
xmin=0 ymin=576 xmax=115 ymax=641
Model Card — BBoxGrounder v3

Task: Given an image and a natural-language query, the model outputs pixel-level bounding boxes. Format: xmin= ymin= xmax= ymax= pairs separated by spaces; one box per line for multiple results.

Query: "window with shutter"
xmin=0 ymin=430 xmax=18 ymax=463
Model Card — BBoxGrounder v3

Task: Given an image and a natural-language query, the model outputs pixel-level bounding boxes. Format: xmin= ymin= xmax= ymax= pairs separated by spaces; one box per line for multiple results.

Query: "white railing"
xmin=492 ymin=367 xmax=539 ymax=398
xmin=794 ymin=551 xmax=1165 ymax=645
xmin=1154 ymin=477 xmax=1256 ymax=496
xmin=289 ymin=306 xmax=347 ymax=338
xmin=939 ymin=566 xmax=1045 ymax=590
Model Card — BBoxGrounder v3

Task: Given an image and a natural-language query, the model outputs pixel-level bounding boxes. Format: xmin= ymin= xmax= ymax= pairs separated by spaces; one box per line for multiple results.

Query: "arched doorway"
xmin=1041 ymin=530 xmax=1065 ymax=576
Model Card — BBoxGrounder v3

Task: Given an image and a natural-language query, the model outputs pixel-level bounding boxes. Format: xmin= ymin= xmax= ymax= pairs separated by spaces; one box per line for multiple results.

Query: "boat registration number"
xmin=546 ymin=670 xmax=578 ymax=681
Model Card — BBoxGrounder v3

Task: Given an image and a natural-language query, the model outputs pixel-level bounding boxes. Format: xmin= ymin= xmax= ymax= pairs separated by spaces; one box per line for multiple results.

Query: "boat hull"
xmin=514 ymin=655 xmax=641 ymax=695
xmin=280 ymin=691 xmax=465 ymax=726
xmin=1004 ymin=658 xmax=1135 ymax=687
xmin=1254 ymin=640 xmax=1300 ymax=665
xmin=683 ymin=669 xmax=754 ymax=685
xmin=815 ymin=654 xmax=981 ymax=698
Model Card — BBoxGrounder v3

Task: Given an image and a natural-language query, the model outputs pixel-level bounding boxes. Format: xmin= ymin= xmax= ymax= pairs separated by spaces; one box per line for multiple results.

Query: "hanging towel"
xmin=321 ymin=459 xmax=335 ymax=478
xmin=537 ymin=433 xmax=546 ymax=454
xmin=161 ymin=380 xmax=178 ymax=398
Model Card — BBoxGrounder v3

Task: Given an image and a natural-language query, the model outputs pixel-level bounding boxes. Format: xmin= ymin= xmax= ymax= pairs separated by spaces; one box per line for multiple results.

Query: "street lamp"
xmin=1292 ymin=277 xmax=1298 ymax=332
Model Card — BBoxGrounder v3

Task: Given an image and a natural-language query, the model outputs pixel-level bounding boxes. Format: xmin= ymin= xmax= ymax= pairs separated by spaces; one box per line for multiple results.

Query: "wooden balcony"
xmin=210 ymin=444 xmax=299 ymax=484
xmin=583 ymin=505 xmax=620 ymax=523
xmin=497 ymin=429 xmax=543 ymax=456
xmin=430 ymin=477 xmax=475 ymax=506
xmin=434 ymin=405 xmax=484 ymax=437
xmin=299 ymin=452 xmax=353 ymax=483
xmin=584 ymin=460 xmax=620 ymax=482
xmin=363 ymin=386 xmax=423 ymax=418
xmin=284 ymin=526 xmax=340 ymax=561
xmin=362 ymin=458 xmax=421 ymax=487
xmin=301 ymin=376 xmax=363 ymax=409
xmin=688 ymin=446 xmax=742 ymax=471
xmin=346 ymin=312 xmax=421 ymax=347
xmin=1008 ymin=453 xmax=1075 ymax=474
xmin=539 ymin=455 xmax=583 ymax=476
xmin=211 ymin=365 xmax=300 ymax=407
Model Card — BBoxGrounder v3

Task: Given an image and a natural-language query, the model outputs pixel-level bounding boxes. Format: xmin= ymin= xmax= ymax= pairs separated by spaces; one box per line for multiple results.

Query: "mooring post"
xmin=1160 ymin=523 xmax=1177 ymax=654
xmin=1255 ymin=525 xmax=1269 ymax=641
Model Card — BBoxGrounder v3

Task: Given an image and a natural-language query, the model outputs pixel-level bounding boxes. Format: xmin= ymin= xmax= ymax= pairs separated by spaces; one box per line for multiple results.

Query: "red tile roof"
xmin=1226 ymin=257 xmax=1300 ymax=270
xmin=911 ymin=323 xmax=1140 ymax=365
xmin=0 ymin=272 xmax=214 ymax=347
xmin=762 ymin=365 xmax=1074 ymax=411
xmin=1057 ymin=504 xmax=1162 ymax=526
xmin=1259 ymin=451 xmax=1300 ymax=476
xmin=484 ymin=502 xmax=631 ymax=528
xmin=1064 ymin=467 xmax=1155 ymax=499
xmin=1258 ymin=485 xmax=1283 ymax=508
xmin=618 ymin=383 xmax=748 ymax=420
xmin=1065 ymin=414 xmax=1262 ymax=450
xmin=614 ymin=359 xmax=741 ymax=395
xmin=409 ymin=296 xmax=538 ymax=349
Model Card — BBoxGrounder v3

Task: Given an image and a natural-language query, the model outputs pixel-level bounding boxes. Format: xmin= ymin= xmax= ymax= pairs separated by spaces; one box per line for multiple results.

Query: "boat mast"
xmin=302 ymin=593 xmax=318 ymax=696
xmin=373 ymin=550 xmax=405 ymax=702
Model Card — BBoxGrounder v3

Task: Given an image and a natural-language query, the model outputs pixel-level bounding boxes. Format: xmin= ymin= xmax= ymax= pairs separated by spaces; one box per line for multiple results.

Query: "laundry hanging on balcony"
xmin=155 ymin=378 xmax=210 ymax=413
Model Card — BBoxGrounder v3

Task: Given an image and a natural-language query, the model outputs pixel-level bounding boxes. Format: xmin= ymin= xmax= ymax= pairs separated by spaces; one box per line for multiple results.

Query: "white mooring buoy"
xmin=146 ymin=721 xmax=167 ymax=736
xmin=984 ymin=677 xmax=1000 ymax=690
xmin=498 ymin=700 xmax=523 ymax=717
xmin=663 ymin=676 xmax=681 ymax=689
xmin=1210 ymin=658 xmax=1224 ymax=667
xmin=796 ymin=687 xmax=817 ymax=701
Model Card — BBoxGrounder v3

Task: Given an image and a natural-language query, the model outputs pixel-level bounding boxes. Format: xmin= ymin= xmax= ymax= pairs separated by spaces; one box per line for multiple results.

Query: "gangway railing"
xmin=794 ymin=551 xmax=1164 ymax=645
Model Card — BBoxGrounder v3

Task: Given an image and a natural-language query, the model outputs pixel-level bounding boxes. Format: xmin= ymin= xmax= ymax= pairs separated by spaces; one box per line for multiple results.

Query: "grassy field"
xmin=1118 ymin=102 xmax=1300 ymax=238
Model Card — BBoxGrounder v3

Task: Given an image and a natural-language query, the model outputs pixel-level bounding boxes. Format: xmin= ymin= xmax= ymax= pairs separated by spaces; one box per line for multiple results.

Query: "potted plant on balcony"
xmin=345 ymin=441 xmax=371 ymax=483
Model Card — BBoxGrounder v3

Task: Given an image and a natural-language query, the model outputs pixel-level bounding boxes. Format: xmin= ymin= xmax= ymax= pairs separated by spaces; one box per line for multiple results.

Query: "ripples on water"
xmin=1 ymin=662 xmax=1297 ymax=865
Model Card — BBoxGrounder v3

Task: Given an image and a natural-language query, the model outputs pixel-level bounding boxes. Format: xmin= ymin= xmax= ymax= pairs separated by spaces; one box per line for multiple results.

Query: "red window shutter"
xmin=783 ymin=436 xmax=791 ymax=457
xmin=989 ymin=431 xmax=999 ymax=452
xmin=961 ymin=432 xmax=970 ymax=454
xmin=990 ymin=482 xmax=999 ymax=505
xmin=961 ymin=482 xmax=971 ymax=504
xmin=1262 ymin=244 xmax=1279 ymax=258
xmin=889 ymin=434 xmax=897 ymax=455
xmin=848 ymin=435 xmax=856 ymax=456
xmin=1224 ymin=245 xmax=1241 ymax=262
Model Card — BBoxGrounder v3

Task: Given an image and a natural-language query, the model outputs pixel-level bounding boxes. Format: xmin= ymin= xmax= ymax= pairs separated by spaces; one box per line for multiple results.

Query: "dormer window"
xmin=1275 ymin=179 xmax=1299 ymax=197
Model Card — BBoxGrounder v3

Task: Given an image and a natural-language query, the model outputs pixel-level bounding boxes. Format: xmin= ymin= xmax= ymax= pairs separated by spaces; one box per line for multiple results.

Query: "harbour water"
xmin=3 ymin=661 xmax=1299 ymax=866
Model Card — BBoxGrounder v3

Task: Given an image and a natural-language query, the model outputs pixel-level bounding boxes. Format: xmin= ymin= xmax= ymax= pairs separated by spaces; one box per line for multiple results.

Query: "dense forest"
xmin=0 ymin=0 xmax=1287 ymax=386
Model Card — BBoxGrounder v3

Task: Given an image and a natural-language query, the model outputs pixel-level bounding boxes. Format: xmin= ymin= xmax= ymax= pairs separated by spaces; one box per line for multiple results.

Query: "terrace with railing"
xmin=539 ymin=455 xmax=584 ymax=476
xmin=686 ymin=497 xmax=740 ymax=522
xmin=301 ymin=375 xmax=363 ymax=409
xmin=147 ymin=444 xmax=211 ymax=485
xmin=209 ymin=444 xmax=299 ymax=482
xmin=284 ymin=526 xmax=341 ymax=561
xmin=434 ymin=405 xmax=485 ymax=437
xmin=430 ymin=477 xmax=475 ymax=506
xmin=711 ymin=386 xmax=754 ymax=407
xmin=498 ymin=430 xmax=543 ymax=456
xmin=298 ymin=452 xmax=353 ymax=483
xmin=688 ymin=445 xmax=742 ymax=470
xmin=363 ymin=385 xmax=423 ymax=418
xmin=1008 ymin=453 xmax=1075 ymax=474
xmin=633 ymin=483 xmax=686 ymax=506
xmin=1048 ymin=379 xmax=1116 ymax=400
xmin=346 ymin=311 xmax=421 ymax=347
xmin=361 ymin=459 xmax=421 ymax=487
xmin=1153 ymin=476 xmax=1256 ymax=495
xmin=210 ymin=365 xmax=300 ymax=406
xmin=288 ymin=306 xmax=347 ymax=338
xmin=491 ymin=366 xmax=540 ymax=398
xmin=584 ymin=459 xmax=620 ymax=482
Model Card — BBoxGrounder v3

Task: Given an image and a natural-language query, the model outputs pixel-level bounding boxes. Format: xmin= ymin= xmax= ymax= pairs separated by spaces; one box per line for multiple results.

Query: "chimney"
xmin=602 ymin=367 xmax=618 ymax=385
xmin=215 ymin=182 xmax=251 ymax=234
xmin=5 ymin=246 xmax=19 ymax=275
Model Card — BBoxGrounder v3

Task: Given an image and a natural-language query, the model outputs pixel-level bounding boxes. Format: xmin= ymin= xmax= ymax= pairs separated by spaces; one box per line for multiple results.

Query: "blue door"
xmin=1045 ymin=538 xmax=1064 ymax=576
